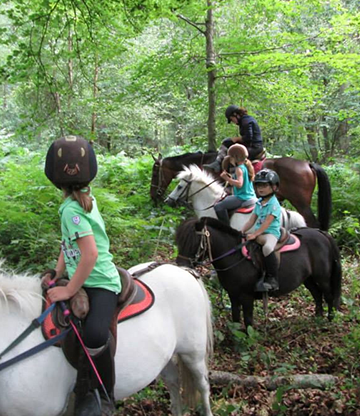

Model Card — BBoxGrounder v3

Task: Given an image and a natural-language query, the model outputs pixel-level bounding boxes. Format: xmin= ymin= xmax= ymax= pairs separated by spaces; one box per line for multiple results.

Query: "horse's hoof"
xmin=74 ymin=390 xmax=102 ymax=416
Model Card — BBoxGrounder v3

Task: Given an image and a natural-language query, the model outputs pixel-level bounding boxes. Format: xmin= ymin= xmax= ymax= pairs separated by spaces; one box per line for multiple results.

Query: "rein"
xmin=172 ymin=177 xmax=223 ymax=211
xmin=0 ymin=302 xmax=56 ymax=360
xmin=0 ymin=328 xmax=71 ymax=372
xmin=192 ymin=225 xmax=249 ymax=272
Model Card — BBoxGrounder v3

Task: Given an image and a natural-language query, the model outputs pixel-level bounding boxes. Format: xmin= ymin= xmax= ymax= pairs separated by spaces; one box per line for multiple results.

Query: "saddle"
xmin=242 ymin=227 xmax=301 ymax=264
xmin=251 ymin=151 xmax=266 ymax=174
xmin=41 ymin=266 xmax=156 ymax=369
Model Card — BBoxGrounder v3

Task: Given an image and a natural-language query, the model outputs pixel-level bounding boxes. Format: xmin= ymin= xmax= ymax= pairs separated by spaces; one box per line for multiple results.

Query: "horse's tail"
xmin=310 ymin=163 xmax=332 ymax=231
xmin=328 ymin=235 xmax=342 ymax=309
xmin=179 ymin=277 xmax=213 ymax=409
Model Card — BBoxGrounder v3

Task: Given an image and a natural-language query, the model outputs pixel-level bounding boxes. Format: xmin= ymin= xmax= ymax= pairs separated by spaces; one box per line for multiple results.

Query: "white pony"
xmin=165 ymin=165 xmax=306 ymax=231
xmin=0 ymin=261 xmax=213 ymax=416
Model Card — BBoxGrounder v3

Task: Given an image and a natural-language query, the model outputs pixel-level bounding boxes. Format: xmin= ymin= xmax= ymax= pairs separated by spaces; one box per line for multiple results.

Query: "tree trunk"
xmin=91 ymin=56 xmax=99 ymax=137
xmin=205 ymin=0 xmax=217 ymax=151
xmin=68 ymin=31 xmax=74 ymax=91
xmin=306 ymin=120 xmax=318 ymax=161
xmin=3 ymin=82 xmax=7 ymax=110
xmin=210 ymin=371 xmax=337 ymax=391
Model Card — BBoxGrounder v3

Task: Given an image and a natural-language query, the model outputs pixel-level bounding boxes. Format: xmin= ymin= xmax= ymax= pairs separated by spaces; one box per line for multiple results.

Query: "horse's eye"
xmin=178 ymin=185 xmax=183 ymax=190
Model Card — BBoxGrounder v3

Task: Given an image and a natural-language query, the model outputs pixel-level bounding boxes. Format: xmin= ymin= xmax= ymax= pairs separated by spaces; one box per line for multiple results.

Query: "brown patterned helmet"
xmin=45 ymin=135 xmax=97 ymax=189
xmin=228 ymin=144 xmax=248 ymax=164
xmin=221 ymin=155 xmax=234 ymax=172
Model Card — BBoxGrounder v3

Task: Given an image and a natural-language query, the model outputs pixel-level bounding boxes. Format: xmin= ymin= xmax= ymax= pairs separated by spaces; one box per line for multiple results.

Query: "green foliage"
xmin=0 ymin=145 xmax=179 ymax=271
xmin=326 ymin=160 xmax=360 ymax=251
xmin=1 ymin=0 xmax=360 ymax=159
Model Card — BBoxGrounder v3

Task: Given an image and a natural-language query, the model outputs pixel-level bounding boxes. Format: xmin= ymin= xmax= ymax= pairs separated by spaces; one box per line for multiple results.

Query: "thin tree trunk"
xmin=3 ymin=82 xmax=7 ymax=110
xmin=91 ymin=56 xmax=99 ymax=136
xmin=68 ymin=32 xmax=74 ymax=91
xmin=205 ymin=0 xmax=217 ymax=151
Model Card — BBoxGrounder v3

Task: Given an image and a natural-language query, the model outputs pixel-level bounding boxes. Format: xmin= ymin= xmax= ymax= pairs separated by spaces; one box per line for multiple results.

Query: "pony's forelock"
xmin=0 ymin=260 xmax=42 ymax=317
xmin=176 ymin=165 xmax=223 ymax=192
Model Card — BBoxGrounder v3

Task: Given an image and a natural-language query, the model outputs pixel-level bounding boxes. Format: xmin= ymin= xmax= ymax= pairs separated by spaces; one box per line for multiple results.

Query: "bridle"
xmin=167 ymin=176 xmax=223 ymax=211
xmin=150 ymin=159 xmax=165 ymax=199
xmin=179 ymin=223 xmax=249 ymax=272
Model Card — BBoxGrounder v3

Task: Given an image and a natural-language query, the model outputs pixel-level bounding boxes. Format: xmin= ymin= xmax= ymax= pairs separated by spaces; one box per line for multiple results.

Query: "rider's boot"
xmin=263 ymin=252 xmax=279 ymax=291
xmin=203 ymin=159 xmax=222 ymax=173
xmin=90 ymin=337 xmax=117 ymax=416
xmin=255 ymin=274 xmax=268 ymax=292
xmin=74 ymin=349 xmax=102 ymax=416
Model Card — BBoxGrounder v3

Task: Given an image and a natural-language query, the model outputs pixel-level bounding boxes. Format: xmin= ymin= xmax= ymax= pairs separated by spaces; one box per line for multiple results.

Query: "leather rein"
xmin=169 ymin=177 xmax=223 ymax=211
xmin=181 ymin=224 xmax=249 ymax=272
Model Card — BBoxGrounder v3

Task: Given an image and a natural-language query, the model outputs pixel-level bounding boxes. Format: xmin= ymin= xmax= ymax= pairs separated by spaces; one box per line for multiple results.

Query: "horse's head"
xmin=175 ymin=217 xmax=203 ymax=267
xmin=165 ymin=165 xmax=222 ymax=210
xmin=175 ymin=217 xmax=245 ymax=269
xmin=150 ymin=154 xmax=164 ymax=202
xmin=150 ymin=154 xmax=178 ymax=203
xmin=165 ymin=167 xmax=194 ymax=208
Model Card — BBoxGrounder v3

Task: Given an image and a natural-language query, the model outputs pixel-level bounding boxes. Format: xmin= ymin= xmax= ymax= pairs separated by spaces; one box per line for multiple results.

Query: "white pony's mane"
xmin=176 ymin=165 xmax=224 ymax=196
xmin=0 ymin=260 xmax=42 ymax=316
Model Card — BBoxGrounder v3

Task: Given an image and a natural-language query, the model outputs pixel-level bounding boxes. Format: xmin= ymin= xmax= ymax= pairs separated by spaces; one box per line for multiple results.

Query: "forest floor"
xmin=115 ymin=256 xmax=360 ymax=416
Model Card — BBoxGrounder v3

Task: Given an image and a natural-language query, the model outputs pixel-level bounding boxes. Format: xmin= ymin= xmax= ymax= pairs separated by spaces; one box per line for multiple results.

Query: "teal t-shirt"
xmin=59 ymin=195 xmax=121 ymax=294
xmin=254 ymin=194 xmax=281 ymax=239
xmin=233 ymin=164 xmax=256 ymax=201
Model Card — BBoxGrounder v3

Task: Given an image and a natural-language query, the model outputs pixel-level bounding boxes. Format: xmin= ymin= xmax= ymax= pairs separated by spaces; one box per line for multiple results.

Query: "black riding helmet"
xmin=45 ymin=135 xmax=97 ymax=189
xmin=225 ymin=105 xmax=240 ymax=123
xmin=254 ymin=169 xmax=280 ymax=187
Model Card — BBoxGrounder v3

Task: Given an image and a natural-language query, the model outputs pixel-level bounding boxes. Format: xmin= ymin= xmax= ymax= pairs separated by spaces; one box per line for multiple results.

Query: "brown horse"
xmin=150 ymin=153 xmax=332 ymax=230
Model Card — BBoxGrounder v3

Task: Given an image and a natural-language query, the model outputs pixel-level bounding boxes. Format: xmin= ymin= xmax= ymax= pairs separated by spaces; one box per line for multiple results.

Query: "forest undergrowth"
xmin=0 ymin=148 xmax=359 ymax=415
xmin=116 ymin=256 xmax=360 ymax=416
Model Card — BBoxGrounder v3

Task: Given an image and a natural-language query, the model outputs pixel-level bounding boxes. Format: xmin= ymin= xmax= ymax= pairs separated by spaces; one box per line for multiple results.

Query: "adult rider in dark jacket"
xmin=204 ymin=105 xmax=264 ymax=173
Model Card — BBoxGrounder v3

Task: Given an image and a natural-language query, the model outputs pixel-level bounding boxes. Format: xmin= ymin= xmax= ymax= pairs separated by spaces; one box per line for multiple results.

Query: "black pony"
xmin=175 ymin=217 xmax=342 ymax=329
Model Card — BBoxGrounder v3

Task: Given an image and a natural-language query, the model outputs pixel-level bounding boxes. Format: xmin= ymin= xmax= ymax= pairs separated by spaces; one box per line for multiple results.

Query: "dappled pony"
xmin=150 ymin=153 xmax=332 ymax=230
xmin=175 ymin=217 xmax=342 ymax=329
xmin=0 ymin=262 xmax=213 ymax=416
xmin=165 ymin=165 xmax=306 ymax=231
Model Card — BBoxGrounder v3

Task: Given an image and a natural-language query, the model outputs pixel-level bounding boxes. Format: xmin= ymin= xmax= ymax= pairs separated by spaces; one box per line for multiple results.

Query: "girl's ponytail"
xmin=64 ymin=186 xmax=93 ymax=213
xmin=245 ymin=159 xmax=255 ymax=182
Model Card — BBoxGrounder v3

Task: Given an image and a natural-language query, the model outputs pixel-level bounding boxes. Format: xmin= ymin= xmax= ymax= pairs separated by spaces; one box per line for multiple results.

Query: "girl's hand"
xmin=246 ymin=233 xmax=257 ymax=241
xmin=41 ymin=270 xmax=58 ymax=288
xmin=220 ymin=171 xmax=231 ymax=180
xmin=47 ymin=286 xmax=73 ymax=302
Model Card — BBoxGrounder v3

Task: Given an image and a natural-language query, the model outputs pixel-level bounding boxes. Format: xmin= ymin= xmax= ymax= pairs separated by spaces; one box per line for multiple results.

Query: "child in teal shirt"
xmin=242 ymin=169 xmax=281 ymax=292
xmin=214 ymin=144 xmax=257 ymax=225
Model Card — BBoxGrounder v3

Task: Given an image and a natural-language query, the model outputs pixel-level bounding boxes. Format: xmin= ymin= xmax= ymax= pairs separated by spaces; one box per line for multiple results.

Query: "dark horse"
xmin=175 ymin=217 xmax=342 ymax=329
xmin=150 ymin=153 xmax=332 ymax=230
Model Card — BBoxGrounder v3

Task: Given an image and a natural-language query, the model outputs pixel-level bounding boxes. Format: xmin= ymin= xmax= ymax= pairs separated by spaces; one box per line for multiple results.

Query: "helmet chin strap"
xmin=257 ymin=185 xmax=277 ymax=199
xmin=261 ymin=192 xmax=274 ymax=200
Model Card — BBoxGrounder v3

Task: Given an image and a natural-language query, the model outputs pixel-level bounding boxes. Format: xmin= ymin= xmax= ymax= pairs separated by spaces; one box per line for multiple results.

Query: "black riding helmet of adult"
xmin=254 ymin=169 xmax=280 ymax=188
xmin=45 ymin=135 xmax=97 ymax=189
xmin=225 ymin=105 xmax=240 ymax=123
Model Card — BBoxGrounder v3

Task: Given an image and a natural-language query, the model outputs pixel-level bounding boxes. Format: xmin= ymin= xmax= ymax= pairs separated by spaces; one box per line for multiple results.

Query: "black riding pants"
xmin=82 ymin=288 xmax=118 ymax=348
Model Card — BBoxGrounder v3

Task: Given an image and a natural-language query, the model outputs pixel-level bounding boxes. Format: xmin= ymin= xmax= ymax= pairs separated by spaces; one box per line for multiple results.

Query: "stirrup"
xmin=100 ymin=398 xmax=116 ymax=416
xmin=255 ymin=276 xmax=268 ymax=292
xmin=74 ymin=390 xmax=102 ymax=416
xmin=263 ymin=277 xmax=279 ymax=291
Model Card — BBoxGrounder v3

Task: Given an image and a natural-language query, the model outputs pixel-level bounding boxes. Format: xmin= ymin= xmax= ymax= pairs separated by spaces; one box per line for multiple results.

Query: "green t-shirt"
xmin=59 ymin=195 xmax=121 ymax=294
